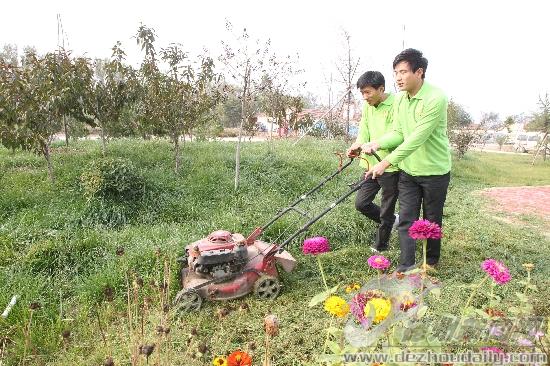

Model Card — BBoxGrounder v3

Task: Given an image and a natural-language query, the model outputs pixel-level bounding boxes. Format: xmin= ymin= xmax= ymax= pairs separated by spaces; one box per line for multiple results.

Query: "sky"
xmin=2 ymin=0 xmax=549 ymax=122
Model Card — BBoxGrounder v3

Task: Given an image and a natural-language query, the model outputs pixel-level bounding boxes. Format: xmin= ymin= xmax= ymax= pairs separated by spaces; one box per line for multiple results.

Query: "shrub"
xmin=80 ymin=158 xmax=144 ymax=202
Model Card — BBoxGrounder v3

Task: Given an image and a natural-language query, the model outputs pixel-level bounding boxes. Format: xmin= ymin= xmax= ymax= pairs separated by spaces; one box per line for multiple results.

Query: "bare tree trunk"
xmin=235 ymin=62 xmax=250 ymax=191
xmin=532 ymin=133 xmax=547 ymax=165
xmin=100 ymin=127 xmax=107 ymax=156
xmin=63 ymin=115 xmax=69 ymax=147
xmin=173 ymin=134 xmax=180 ymax=173
xmin=42 ymin=143 xmax=54 ymax=182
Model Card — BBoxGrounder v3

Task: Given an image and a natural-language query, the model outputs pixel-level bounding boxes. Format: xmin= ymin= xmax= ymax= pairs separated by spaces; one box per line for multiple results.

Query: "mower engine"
xmin=188 ymin=230 xmax=248 ymax=279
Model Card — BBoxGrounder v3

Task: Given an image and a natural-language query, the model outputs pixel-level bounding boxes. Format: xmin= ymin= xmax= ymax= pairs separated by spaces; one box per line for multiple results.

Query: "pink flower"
xmin=302 ymin=236 xmax=330 ymax=255
xmin=480 ymin=347 xmax=504 ymax=354
xmin=367 ymin=255 xmax=391 ymax=270
xmin=481 ymin=259 xmax=511 ymax=285
xmin=408 ymin=219 xmax=442 ymax=240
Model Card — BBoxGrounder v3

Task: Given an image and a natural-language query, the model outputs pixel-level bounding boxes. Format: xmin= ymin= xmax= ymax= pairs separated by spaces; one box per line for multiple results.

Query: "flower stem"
xmin=322 ymin=317 xmax=333 ymax=355
xmin=422 ymin=239 xmax=427 ymax=275
xmin=317 ymin=255 xmax=329 ymax=291
xmin=463 ymin=276 xmax=489 ymax=314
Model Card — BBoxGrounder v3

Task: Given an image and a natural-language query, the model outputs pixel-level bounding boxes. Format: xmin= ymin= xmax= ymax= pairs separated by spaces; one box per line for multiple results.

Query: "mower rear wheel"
xmin=254 ymin=275 xmax=281 ymax=300
xmin=174 ymin=289 xmax=203 ymax=312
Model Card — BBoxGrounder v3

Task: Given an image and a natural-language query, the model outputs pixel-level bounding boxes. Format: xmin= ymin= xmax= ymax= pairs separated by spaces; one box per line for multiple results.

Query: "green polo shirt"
xmin=355 ymin=93 xmax=398 ymax=171
xmin=377 ymin=82 xmax=451 ymax=176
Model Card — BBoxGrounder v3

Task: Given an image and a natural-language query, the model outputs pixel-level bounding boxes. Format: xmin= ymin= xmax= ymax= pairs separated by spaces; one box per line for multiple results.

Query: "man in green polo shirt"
xmin=362 ymin=49 xmax=451 ymax=272
xmin=346 ymin=71 xmax=399 ymax=252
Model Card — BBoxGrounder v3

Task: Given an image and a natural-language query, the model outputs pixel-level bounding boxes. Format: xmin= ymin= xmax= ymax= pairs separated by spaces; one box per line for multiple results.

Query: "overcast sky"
xmin=2 ymin=0 xmax=549 ymax=121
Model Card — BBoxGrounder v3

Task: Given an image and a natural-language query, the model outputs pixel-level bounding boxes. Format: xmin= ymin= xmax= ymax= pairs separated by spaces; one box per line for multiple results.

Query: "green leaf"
xmin=325 ymin=340 xmax=341 ymax=355
xmin=308 ymin=285 xmax=338 ymax=307
xmin=416 ymin=305 xmax=428 ymax=319
xmin=325 ymin=326 xmax=342 ymax=336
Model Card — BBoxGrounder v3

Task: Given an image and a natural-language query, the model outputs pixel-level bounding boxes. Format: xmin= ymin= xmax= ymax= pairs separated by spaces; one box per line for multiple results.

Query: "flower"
xmin=350 ymin=290 xmax=383 ymax=326
xmin=399 ymin=294 xmax=417 ymax=312
xmin=302 ymin=236 xmax=330 ymax=255
xmin=367 ymin=255 xmax=391 ymax=270
xmin=345 ymin=283 xmax=361 ymax=293
xmin=324 ymin=296 xmax=350 ymax=318
xmin=481 ymin=259 xmax=511 ymax=285
xmin=529 ymin=328 xmax=544 ymax=340
xmin=227 ymin=350 xmax=252 ymax=366
xmin=480 ymin=347 xmax=504 ymax=354
xmin=212 ymin=356 xmax=228 ymax=366
xmin=264 ymin=314 xmax=279 ymax=337
xmin=408 ymin=219 xmax=442 ymax=240
xmin=489 ymin=325 xmax=504 ymax=337
xmin=522 ymin=263 xmax=535 ymax=272
xmin=518 ymin=338 xmax=534 ymax=346
xmin=364 ymin=297 xmax=391 ymax=324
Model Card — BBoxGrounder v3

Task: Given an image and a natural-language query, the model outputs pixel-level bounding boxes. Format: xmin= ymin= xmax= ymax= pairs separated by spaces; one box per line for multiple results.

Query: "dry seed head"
xmin=29 ymin=302 xmax=41 ymax=310
xmin=103 ymin=356 xmax=114 ymax=366
xmin=139 ymin=344 xmax=155 ymax=357
xmin=264 ymin=314 xmax=279 ymax=337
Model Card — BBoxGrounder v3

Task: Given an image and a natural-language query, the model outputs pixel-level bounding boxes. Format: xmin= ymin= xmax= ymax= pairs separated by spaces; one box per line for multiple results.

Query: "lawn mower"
xmin=173 ymin=152 xmax=382 ymax=312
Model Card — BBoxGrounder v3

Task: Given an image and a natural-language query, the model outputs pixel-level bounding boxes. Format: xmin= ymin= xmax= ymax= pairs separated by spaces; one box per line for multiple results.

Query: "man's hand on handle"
xmin=346 ymin=142 xmax=363 ymax=158
xmin=365 ymin=160 xmax=391 ymax=180
xmin=360 ymin=142 xmax=380 ymax=155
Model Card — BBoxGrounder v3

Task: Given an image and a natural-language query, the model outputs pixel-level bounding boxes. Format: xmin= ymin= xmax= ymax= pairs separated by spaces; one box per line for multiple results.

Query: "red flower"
xmin=408 ymin=219 xmax=442 ymax=240
xmin=227 ymin=350 xmax=252 ymax=366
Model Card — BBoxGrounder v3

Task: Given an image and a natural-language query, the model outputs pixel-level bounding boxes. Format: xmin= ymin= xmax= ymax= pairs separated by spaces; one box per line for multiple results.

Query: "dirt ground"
xmin=478 ymin=186 xmax=550 ymax=236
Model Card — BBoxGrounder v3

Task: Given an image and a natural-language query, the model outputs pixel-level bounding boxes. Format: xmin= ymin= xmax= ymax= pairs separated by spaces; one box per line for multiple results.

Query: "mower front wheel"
xmin=253 ymin=275 xmax=281 ymax=300
xmin=173 ymin=289 xmax=203 ymax=312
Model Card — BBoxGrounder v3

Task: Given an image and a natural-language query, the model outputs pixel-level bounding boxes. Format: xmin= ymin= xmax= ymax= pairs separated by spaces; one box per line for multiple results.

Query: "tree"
xmin=258 ymin=49 xmax=304 ymax=140
xmin=335 ymin=29 xmax=360 ymax=139
xmin=447 ymin=99 xmax=476 ymax=159
xmin=480 ymin=111 xmax=500 ymax=130
xmin=219 ymin=21 xmax=271 ymax=190
xmin=0 ymin=44 xmax=18 ymax=66
xmin=159 ymin=44 xmax=222 ymax=172
xmin=527 ymin=93 xmax=550 ymax=162
xmin=85 ymin=42 xmax=136 ymax=154
xmin=495 ymin=135 xmax=508 ymax=150
xmin=504 ymin=115 xmax=515 ymax=133
xmin=0 ymin=51 xmax=76 ymax=180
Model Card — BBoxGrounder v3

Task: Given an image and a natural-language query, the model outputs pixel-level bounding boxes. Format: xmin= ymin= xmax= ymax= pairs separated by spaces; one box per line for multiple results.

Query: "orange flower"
xmin=227 ymin=350 xmax=252 ymax=366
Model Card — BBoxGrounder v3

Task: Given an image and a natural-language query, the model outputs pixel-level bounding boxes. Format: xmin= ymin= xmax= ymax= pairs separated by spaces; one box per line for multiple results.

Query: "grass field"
xmin=1 ymin=139 xmax=549 ymax=365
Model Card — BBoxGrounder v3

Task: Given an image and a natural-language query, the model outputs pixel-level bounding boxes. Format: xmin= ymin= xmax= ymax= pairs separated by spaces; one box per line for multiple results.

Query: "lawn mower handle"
xmin=262 ymin=152 xmax=382 ymax=256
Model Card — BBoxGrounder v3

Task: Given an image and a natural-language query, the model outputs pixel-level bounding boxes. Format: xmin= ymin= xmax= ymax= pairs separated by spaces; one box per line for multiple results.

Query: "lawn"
xmin=0 ymin=139 xmax=549 ymax=365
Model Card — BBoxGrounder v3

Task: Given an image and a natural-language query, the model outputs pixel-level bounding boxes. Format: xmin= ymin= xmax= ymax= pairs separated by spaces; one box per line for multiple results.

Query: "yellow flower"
xmin=212 ymin=356 xmax=228 ymax=366
xmin=364 ymin=297 xmax=391 ymax=324
xmin=345 ymin=283 xmax=361 ymax=293
xmin=522 ymin=263 xmax=534 ymax=272
xmin=324 ymin=295 xmax=350 ymax=317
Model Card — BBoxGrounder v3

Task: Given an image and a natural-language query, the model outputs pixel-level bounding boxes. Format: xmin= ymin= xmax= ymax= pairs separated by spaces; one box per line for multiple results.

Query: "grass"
xmin=0 ymin=139 xmax=549 ymax=365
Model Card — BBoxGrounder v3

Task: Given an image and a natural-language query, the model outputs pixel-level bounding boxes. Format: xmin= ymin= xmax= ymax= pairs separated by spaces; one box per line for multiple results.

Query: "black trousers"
xmin=355 ymin=171 xmax=399 ymax=248
xmin=397 ymin=171 xmax=450 ymax=267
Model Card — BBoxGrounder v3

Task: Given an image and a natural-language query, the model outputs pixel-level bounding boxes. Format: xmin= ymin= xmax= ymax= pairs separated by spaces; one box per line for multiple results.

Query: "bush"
xmin=80 ymin=158 xmax=144 ymax=202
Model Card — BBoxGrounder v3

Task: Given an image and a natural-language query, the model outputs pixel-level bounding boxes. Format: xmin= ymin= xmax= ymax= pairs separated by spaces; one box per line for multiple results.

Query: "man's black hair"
xmin=393 ymin=48 xmax=428 ymax=79
xmin=356 ymin=71 xmax=385 ymax=90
